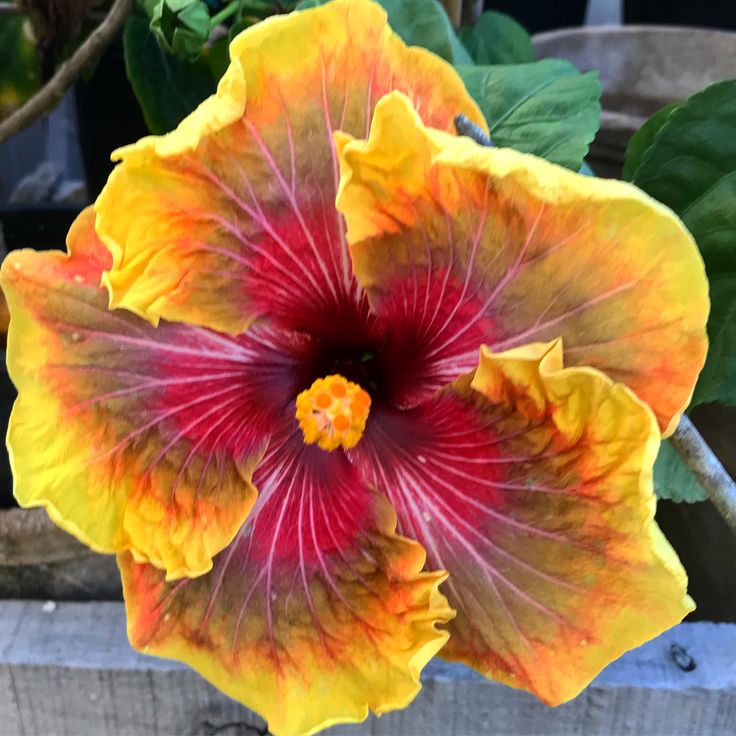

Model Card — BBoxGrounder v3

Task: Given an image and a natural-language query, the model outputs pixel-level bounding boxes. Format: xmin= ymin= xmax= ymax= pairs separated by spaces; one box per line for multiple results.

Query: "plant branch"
xmin=0 ymin=0 xmax=133 ymax=145
xmin=454 ymin=114 xmax=493 ymax=146
xmin=441 ymin=0 xmax=461 ymax=26
xmin=670 ymin=414 xmax=736 ymax=533
xmin=461 ymin=0 xmax=483 ymax=26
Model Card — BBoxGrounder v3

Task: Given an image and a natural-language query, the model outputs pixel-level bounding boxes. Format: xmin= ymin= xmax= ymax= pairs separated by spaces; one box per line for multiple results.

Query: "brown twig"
xmin=441 ymin=0 xmax=462 ymax=26
xmin=670 ymin=415 xmax=736 ymax=534
xmin=442 ymin=0 xmax=482 ymax=28
xmin=0 ymin=0 xmax=133 ymax=145
xmin=461 ymin=0 xmax=483 ymax=26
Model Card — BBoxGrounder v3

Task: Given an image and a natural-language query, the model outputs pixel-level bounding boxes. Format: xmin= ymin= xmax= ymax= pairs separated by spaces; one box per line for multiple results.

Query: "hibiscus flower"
xmin=1 ymin=2 xmax=709 ymax=735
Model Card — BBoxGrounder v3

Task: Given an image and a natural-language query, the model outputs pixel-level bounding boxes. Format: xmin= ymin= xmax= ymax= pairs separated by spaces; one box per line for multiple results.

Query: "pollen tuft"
xmin=296 ymin=374 xmax=371 ymax=451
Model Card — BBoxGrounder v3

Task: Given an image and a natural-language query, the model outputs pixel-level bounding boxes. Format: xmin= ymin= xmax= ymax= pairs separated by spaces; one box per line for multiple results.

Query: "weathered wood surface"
xmin=0 ymin=509 xmax=121 ymax=600
xmin=0 ymin=601 xmax=734 ymax=735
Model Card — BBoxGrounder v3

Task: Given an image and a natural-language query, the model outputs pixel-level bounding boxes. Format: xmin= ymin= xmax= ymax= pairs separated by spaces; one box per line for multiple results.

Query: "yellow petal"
xmin=95 ymin=0 xmax=484 ymax=336
xmin=336 ymin=92 xmax=709 ymax=434
xmin=119 ymin=421 xmax=453 ymax=736
xmin=350 ymin=338 xmax=693 ymax=706
xmin=0 ymin=208 xmax=309 ymax=578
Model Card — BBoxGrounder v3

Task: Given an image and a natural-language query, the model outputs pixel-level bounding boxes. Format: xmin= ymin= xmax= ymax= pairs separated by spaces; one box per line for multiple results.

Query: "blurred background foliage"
xmin=0 ymin=15 xmax=41 ymax=122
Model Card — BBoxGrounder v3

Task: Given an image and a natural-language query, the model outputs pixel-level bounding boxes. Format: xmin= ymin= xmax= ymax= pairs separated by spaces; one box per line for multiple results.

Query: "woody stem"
xmin=670 ymin=415 xmax=736 ymax=533
xmin=0 ymin=0 xmax=134 ymax=145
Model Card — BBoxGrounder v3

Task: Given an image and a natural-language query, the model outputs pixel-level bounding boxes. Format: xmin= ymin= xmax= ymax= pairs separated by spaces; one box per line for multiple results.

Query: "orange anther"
xmin=333 ymin=414 xmax=350 ymax=432
xmin=354 ymin=389 xmax=370 ymax=407
xmin=295 ymin=374 xmax=371 ymax=451
xmin=330 ymin=381 xmax=347 ymax=398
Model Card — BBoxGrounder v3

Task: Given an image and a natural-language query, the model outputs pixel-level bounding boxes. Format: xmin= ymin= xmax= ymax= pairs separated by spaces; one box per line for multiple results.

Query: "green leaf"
xmin=625 ymin=81 xmax=736 ymax=408
xmin=681 ymin=174 xmax=736 ymax=408
xmin=295 ymin=0 xmax=470 ymax=64
xmin=123 ymin=13 xmax=217 ymax=134
xmin=206 ymin=35 xmax=230 ymax=82
xmin=458 ymin=60 xmax=601 ymax=171
xmin=380 ymin=0 xmax=470 ymax=64
xmin=681 ymin=171 xmax=736 ymax=279
xmin=448 ymin=25 xmax=474 ymax=66
xmin=631 ymin=81 xmax=736 ymax=215
xmin=0 ymin=16 xmax=41 ymax=122
xmin=692 ymin=275 xmax=736 ymax=405
xmin=621 ymin=101 xmax=679 ymax=181
xmin=228 ymin=16 xmax=252 ymax=43
xmin=654 ymin=439 xmax=707 ymax=502
xmin=458 ymin=11 xmax=534 ymax=65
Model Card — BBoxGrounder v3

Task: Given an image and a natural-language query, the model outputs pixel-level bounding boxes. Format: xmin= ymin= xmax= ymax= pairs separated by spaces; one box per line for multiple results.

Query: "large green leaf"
xmin=681 ymin=173 xmax=736 ymax=407
xmin=381 ymin=0 xmax=471 ymax=64
xmin=621 ymin=102 xmax=679 ymax=181
xmin=123 ymin=13 xmax=218 ymax=134
xmin=631 ymin=81 xmax=736 ymax=215
xmin=0 ymin=16 xmax=41 ymax=122
xmin=692 ymin=275 xmax=736 ymax=405
xmin=295 ymin=0 xmax=471 ymax=64
xmin=681 ymin=171 xmax=736 ymax=282
xmin=458 ymin=11 xmax=534 ymax=65
xmin=653 ymin=439 xmax=707 ymax=503
xmin=458 ymin=60 xmax=601 ymax=171
xmin=624 ymin=81 xmax=736 ymax=408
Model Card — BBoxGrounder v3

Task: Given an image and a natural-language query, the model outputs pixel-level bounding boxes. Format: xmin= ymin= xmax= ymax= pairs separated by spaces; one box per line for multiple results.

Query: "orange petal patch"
xmin=119 ymin=420 xmax=452 ymax=736
xmin=1 ymin=208 xmax=315 ymax=579
xmin=336 ymin=92 xmax=709 ymax=433
xmin=352 ymin=340 xmax=693 ymax=705
xmin=95 ymin=0 xmax=485 ymax=338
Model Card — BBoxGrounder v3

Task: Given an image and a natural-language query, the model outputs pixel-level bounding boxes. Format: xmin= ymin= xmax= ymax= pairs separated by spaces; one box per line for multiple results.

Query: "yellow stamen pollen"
xmin=295 ymin=374 xmax=371 ymax=451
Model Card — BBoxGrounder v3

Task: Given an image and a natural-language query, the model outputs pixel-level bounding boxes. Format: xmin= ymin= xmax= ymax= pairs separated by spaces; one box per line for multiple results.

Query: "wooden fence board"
xmin=1 ymin=601 xmax=734 ymax=735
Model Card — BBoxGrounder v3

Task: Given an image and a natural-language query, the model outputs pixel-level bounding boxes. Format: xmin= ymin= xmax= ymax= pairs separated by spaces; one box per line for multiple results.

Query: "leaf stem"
xmin=670 ymin=414 xmax=736 ymax=533
xmin=210 ymin=0 xmax=241 ymax=29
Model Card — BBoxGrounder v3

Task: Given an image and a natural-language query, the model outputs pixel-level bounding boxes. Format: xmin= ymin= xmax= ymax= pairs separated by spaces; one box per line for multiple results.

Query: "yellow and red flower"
xmin=0 ymin=2 xmax=710 ymax=735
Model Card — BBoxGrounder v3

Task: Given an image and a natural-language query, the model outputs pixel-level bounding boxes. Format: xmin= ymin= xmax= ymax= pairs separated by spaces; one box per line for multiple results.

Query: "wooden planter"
xmin=0 ymin=601 xmax=734 ymax=735
xmin=0 ymin=507 xmax=120 ymax=601
xmin=2 ymin=498 xmax=733 ymax=733
xmin=532 ymin=26 xmax=736 ymax=177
